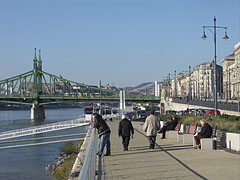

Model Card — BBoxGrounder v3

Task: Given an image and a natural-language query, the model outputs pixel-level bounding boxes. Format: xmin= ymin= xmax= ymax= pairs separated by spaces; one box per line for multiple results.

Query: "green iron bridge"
xmin=0 ymin=49 xmax=160 ymax=119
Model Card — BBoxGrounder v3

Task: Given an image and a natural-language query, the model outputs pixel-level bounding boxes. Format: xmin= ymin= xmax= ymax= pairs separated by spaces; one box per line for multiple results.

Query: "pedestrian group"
xmin=92 ymin=110 xmax=213 ymax=156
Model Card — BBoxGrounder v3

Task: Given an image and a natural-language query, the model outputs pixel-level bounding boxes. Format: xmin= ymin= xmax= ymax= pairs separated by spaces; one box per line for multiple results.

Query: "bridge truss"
xmin=0 ymin=49 xmax=121 ymax=105
xmin=0 ymin=49 xmax=160 ymax=106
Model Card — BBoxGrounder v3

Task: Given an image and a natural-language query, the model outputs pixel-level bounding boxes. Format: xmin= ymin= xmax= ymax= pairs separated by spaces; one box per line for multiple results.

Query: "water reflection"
xmin=0 ymin=108 xmax=85 ymax=180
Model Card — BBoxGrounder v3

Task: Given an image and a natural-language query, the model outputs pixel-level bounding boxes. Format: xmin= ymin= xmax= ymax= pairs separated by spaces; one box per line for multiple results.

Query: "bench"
xmin=166 ymin=121 xmax=182 ymax=140
xmin=177 ymin=122 xmax=197 ymax=143
xmin=200 ymin=125 xmax=217 ymax=150
xmin=183 ymin=122 xmax=198 ymax=144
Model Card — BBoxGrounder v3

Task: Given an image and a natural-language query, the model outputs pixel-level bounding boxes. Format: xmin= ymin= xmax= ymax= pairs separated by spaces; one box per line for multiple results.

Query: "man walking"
xmin=92 ymin=113 xmax=111 ymax=156
xmin=143 ymin=110 xmax=159 ymax=149
xmin=118 ymin=118 xmax=134 ymax=151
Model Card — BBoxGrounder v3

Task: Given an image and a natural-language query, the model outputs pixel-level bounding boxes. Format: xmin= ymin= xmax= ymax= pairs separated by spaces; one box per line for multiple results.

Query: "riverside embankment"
xmin=0 ymin=108 xmax=86 ymax=180
xmin=101 ymin=120 xmax=240 ymax=180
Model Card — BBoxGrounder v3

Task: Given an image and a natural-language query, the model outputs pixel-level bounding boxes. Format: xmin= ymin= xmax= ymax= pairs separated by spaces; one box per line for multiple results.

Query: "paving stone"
xmin=100 ymin=120 xmax=240 ymax=180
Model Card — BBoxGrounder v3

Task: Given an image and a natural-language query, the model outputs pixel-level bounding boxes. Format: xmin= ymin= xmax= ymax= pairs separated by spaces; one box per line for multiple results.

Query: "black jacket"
xmin=199 ymin=123 xmax=212 ymax=138
xmin=166 ymin=119 xmax=178 ymax=130
xmin=93 ymin=117 xmax=111 ymax=136
xmin=118 ymin=119 xmax=134 ymax=137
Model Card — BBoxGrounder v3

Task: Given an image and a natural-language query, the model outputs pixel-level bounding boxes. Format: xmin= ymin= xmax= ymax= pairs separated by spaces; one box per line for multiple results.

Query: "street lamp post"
xmin=189 ymin=65 xmax=191 ymax=99
xmin=188 ymin=66 xmax=191 ymax=110
xmin=168 ymin=73 xmax=171 ymax=98
xmin=201 ymin=16 xmax=229 ymax=116
xmin=174 ymin=70 xmax=177 ymax=97
xmin=207 ymin=71 xmax=210 ymax=99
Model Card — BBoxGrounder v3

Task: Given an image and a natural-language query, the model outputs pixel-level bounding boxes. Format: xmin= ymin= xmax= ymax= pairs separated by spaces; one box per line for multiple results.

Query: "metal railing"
xmin=0 ymin=118 xmax=90 ymax=140
xmin=70 ymin=114 xmax=119 ymax=180
xmin=102 ymin=113 xmax=120 ymax=120
xmin=173 ymin=98 xmax=239 ymax=112
xmin=70 ymin=127 xmax=98 ymax=180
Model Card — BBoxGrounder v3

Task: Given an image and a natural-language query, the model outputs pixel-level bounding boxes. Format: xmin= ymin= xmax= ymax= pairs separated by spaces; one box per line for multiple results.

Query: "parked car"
xmin=176 ymin=111 xmax=184 ymax=116
xmin=197 ymin=109 xmax=209 ymax=115
xmin=191 ymin=109 xmax=208 ymax=116
xmin=165 ymin=110 xmax=177 ymax=115
xmin=203 ymin=109 xmax=221 ymax=116
xmin=125 ymin=112 xmax=135 ymax=120
xmin=135 ymin=110 xmax=148 ymax=121
xmin=189 ymin=109 xmax=197 ymax=115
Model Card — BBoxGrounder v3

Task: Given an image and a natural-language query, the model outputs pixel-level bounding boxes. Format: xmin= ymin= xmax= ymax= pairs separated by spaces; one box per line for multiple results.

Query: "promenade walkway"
xmin=100 ymin=120 xmax=240 ymax=180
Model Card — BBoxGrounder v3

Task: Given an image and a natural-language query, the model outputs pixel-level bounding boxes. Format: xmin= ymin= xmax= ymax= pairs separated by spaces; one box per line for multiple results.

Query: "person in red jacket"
xmin=118 ymin=118 xmax=134 ymax=151
xmin=194 ymin=119 xmax=212 ymax=149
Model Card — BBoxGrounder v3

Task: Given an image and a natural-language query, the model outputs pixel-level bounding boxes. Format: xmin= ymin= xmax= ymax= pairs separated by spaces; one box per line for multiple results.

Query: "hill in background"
xmin=125 ymin=82 xmax=154 ymax=96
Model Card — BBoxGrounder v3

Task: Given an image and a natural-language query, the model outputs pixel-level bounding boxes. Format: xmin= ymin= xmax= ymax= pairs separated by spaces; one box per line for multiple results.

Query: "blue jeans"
xmin=98 ymin=132 xmax=111 ymax=156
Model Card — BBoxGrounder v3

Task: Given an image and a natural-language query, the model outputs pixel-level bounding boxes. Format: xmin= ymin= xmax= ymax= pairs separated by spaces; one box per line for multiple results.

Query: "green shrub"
xmin=219 ymin=114 xmax=240 ymax=121
xmin=50 ymin=156 xmax=76 ymax=180
xmin=159 ymin=114 xmax=172 ymax=121
xmin=51 ymin=140 xmax=84 ymax=180
xmin=177 ymin=114 xmax=240 ymax=134
xmin=157 ymin=114 xmax=239 ymax=133
xmin=60 ymin=142 xmax=77 ymax=155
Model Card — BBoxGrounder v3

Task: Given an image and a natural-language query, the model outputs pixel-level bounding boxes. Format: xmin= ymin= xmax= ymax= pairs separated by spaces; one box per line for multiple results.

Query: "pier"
xmin=99 ymin=120 xmax=239 ymax=180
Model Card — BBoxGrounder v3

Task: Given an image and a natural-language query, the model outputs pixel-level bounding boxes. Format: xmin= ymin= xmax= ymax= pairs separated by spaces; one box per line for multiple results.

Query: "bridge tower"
xmin=30 ymin=48 xmax=45 ymax=120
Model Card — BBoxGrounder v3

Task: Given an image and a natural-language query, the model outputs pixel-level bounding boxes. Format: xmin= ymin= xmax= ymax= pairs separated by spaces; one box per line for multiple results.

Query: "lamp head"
xmin=201 ymin=31 xmax=207 ymax=40
xmin=223 ymin=33 xmax=229 ymax=40
xmin=223 ymin=28 xmax=229 ymax=40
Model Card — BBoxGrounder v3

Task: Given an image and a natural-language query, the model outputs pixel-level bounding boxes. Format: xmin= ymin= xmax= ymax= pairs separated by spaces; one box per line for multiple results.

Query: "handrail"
xmin=70 ymin=127 xmax=98 ymax=180
xmin=0 ymin=118 xmax=90 ymax=140
xmin=69 ymin=114 xmax=119 ymax=180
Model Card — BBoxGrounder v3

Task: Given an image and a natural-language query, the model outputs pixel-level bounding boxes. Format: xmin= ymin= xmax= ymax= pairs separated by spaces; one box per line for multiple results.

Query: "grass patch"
xmin=50 ymin=140 xmax=83 ymax=180
xmin=174 ymin=114 xmax=240 ymax=133
xmin=60 ymin=142 xmax=77 ymax=155
xmin=50 ymin=156 xmax=76 ymax=180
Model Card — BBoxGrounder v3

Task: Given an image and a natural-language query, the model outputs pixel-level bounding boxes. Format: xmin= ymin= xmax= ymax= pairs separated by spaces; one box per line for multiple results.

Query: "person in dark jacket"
xmin=194 ymin=119 xmax=212 ymax=149
xmin=159 ymin=115 xmax=178 ymax=139
xmin=118 ymin=118 xmax=134 ymax=151
xmin=92 ymin=113 xmax=111 ymax=156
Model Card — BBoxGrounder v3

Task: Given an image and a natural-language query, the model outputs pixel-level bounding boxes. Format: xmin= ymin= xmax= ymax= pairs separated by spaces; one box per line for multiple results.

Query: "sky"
xmin=0 ymin=0 xmax=239 ymax=88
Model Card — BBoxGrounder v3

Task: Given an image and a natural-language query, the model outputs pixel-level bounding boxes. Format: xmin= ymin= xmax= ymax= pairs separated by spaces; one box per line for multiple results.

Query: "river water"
xmin=0 ymin=108 xmax=88 ymax=180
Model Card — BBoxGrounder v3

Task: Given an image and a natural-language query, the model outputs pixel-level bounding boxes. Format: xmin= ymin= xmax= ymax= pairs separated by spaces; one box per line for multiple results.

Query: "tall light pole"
xmin=168 ymin=73 xmax=171 ymax=98
xmin=201 ymin=16 xmax=229 ymax=116
xmin=188 ymin=66 xmax=191 ymax=110
xmin=188 ymin=65 xmax=191 ymax=100
xmin=174 ymin=70 xmax=177 ymax=97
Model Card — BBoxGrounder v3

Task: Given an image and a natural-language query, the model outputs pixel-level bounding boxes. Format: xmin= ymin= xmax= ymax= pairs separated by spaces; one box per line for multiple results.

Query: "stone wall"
xmin=162 ymin=99 xmax=240 ymax=116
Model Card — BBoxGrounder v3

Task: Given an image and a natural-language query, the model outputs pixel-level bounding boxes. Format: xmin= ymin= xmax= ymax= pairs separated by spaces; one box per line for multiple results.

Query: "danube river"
xmin=0 ymin=108 xmax=88 ymax=180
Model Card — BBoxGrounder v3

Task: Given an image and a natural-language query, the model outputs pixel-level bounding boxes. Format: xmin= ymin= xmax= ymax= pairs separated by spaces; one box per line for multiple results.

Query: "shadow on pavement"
xmin=135 ymin=128 xmax=208 ymax=180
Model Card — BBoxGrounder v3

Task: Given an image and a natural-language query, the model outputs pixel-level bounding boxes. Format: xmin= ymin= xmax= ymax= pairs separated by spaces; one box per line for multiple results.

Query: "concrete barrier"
xmin=226 ymin=132 xmax=240 ymax=151
xmin=201 ymin=138 xmax=216 ymax=150
xmin=160 ymin=118 xmax=240 ymax=151
xmin=162 ymin=99 xmax=240 ymax=116
xmin=167 ymin=131 xmax=178 ymax=140
xmin=183 ymin=134 xmax=194 ymax=144
xmin=177 ymin=133 xmax=183 ymax=142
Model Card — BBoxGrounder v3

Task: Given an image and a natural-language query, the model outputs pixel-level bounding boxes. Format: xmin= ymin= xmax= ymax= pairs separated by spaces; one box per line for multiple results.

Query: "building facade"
xmin=221 ymin=42 xmax=240 ymax=100
xmin=172 ymin=72 xmax=191 ymax=99
xmin=192 ymin=62 xmax=216 ymax=100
